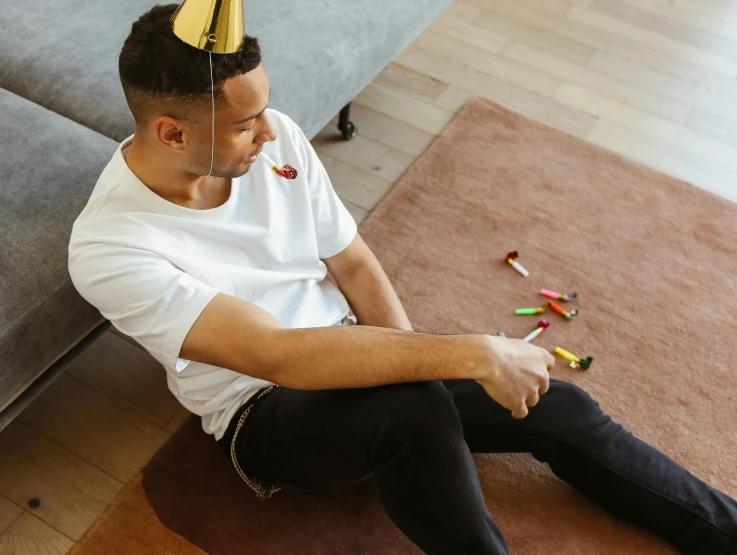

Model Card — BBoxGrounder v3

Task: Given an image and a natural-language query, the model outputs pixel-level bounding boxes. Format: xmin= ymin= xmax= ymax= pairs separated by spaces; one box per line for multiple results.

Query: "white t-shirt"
xmin=68 ymin=109 xmax=358 ymax=440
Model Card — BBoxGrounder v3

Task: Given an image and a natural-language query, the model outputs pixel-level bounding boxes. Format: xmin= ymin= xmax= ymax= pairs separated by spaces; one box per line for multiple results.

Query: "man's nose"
xmin=257 ymin=116 xmax=278 ymax=143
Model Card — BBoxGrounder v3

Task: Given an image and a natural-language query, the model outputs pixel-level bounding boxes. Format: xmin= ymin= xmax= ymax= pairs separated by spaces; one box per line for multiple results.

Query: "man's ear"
xmin=154 ymin=116 xmax=189 ymax=153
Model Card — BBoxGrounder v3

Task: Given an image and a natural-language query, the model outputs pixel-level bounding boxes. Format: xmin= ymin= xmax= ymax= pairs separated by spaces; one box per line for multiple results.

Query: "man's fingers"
xmin=539 ymin=380 xmax=550 ymax=396
xmin=526 ymin=392 xmax=540 ymax=408
xmin=512 ymin=404 xmax=529 ymax=419
xmin=545 ymin=351 xmax=556 ymax=371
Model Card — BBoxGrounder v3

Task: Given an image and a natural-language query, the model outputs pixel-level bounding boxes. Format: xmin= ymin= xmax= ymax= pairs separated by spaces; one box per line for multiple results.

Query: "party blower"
xmin=541 ymin=289 xmax=577 ymax=302
xmin=505 ymin=251 xmax=529 ymax=277
xmin=515 ymin=306 xmax=548 ymax=316
xmin=554 ymin=347 xmax=593 ymax=370
xmin=548 ymin=301 xmax=579 ymax=320
xmin=522 ymin=320 xmax=549 ymax=343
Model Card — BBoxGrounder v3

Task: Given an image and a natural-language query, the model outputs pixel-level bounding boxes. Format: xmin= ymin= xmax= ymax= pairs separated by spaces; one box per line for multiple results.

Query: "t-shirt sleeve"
xmin=288 ymin=119 xmax=358 ymax=259
xmin=68 ymin=245 xmax=219 ymax=373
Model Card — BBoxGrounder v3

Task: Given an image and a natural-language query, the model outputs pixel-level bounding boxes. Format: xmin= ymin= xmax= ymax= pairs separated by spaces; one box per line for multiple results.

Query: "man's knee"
xmin=553 ymin=381 xmax=601 ymax=413
xmin=378 ymin=380 xmax=460 ymax=428
xmin=548 ymin=380 xmax=615 ymax=439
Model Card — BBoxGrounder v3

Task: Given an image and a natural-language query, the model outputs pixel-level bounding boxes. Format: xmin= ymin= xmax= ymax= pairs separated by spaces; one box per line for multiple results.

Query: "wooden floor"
xmin=2 ymin=0 xmax=737 ymax=551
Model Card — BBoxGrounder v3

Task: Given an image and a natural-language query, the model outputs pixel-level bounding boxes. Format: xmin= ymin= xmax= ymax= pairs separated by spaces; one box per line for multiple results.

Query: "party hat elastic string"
xmin=207 ymin=51 xmax=214 ymax=177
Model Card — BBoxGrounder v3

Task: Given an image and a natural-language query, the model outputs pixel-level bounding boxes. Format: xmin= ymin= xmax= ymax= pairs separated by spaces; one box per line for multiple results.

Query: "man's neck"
xmin=124 ymin=135 xmax=231 ymax=210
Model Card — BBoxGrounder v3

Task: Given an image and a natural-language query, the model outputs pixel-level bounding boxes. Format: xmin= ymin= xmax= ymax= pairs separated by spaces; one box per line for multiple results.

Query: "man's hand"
xmin=472 ymin=336 xmax=555 ymax=419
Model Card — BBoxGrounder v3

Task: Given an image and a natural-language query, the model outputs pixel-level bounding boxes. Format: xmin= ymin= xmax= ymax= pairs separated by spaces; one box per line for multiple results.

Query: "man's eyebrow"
xmin=232 ymin=90 xmax=271 ymax=125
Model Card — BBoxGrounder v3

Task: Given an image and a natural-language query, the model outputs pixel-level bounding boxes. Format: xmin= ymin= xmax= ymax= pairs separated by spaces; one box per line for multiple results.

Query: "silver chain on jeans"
xmin=228 ymin=315 xmax=354 ymax=499
xmin=229 ymin=385 xmax=281 ymax=500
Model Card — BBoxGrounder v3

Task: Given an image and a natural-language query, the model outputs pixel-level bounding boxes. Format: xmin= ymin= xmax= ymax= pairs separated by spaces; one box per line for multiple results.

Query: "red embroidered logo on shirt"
xmin=275 ymin=164 xmax=298 ymax=179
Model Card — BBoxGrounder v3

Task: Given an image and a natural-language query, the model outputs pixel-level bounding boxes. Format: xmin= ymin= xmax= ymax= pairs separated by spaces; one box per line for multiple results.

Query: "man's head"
xmin=119 ymin=4 xmax=276 ymax=178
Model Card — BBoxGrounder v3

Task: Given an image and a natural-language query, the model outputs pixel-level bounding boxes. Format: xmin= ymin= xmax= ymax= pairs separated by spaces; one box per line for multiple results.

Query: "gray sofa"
xmin=0 ymin=0 xmax=451 ymax=430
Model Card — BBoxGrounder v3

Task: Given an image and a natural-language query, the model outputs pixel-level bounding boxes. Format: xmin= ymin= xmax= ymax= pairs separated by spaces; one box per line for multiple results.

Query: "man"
xmin=68 ymin=5 xmax=737 ymax=554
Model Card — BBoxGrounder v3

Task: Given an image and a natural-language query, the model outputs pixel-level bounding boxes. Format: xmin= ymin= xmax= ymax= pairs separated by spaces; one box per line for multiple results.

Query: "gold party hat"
xmin=170 ymin=0 xmax=245 ymax=54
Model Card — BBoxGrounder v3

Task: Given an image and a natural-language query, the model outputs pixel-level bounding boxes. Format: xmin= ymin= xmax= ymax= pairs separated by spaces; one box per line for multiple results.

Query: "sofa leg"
xmin=338 ymin=103 xmax=358 ymax=140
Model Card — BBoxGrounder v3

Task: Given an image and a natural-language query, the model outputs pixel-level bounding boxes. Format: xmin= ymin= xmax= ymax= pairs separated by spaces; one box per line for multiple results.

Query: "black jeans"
xmin=217 ymin=379 xmax=737 ymax=554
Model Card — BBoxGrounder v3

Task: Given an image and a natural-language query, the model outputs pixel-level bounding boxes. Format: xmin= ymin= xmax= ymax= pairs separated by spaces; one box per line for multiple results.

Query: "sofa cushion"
xmin=0 ymin=0 xmax=450 ymax=142
xmin=0 ymin=88 xmax=116 ymax=415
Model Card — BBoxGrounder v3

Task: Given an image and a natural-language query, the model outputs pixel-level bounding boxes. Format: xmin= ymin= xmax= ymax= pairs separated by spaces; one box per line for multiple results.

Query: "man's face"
xmin=188 ymin=63 xmax=276 ymax=179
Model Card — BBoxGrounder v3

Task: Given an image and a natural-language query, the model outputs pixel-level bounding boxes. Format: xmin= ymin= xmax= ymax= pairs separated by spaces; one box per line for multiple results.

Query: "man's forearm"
xmin=337 ymin=263 xmax=413 ymax=331
xmin=261 ymin=245 xmax=483 ymax=391
xmin=263 ymin=325 xmax=491 ymax=390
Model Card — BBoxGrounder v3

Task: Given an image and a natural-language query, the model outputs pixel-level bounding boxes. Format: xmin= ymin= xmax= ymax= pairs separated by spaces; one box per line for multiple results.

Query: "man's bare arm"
xmin=180 ymin=292 xmax=553 ymax=418
xmin=181 ymin=292 xmax=485 ymax=388
xmin=323 ymin=233 xmax=412 ymax=331
xmin=265 ymin=325 xmax=486 ymax=389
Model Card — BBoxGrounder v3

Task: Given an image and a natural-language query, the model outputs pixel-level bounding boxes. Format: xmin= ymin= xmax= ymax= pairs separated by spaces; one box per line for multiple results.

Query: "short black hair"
xmin=119 ymin=3 xmax=261 ymax=125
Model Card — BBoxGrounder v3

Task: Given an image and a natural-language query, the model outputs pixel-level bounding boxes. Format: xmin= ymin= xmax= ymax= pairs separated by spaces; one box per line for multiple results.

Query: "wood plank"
xmin=69 ymin=329 xmax=180 ymax=429
xmin=566 ymin=6 xmax=737 ymax=77
xmin=429 ymin=10 xmax=511 ymax=53
xmin=593 ymin=46 xmax=737 ymax=100
xmin=330 ymin=102 xmax=435 ymax=158
xmin=373 ymin=63 xmax=450 ymax=105
xmin=0 ymin=513 xmax=74 ymax=555
xmin=345 ymin=201 xmax=369 ymax=225
xmin=612 ymin=0 xmax=737 ymax=44
xmin=394 ymin=45 xmax=597 ymax=139
xmin=459 ymin=0 xmax=528 ymax=35
xmin=412 ymin=29 xmax=561 ymax=96
xmin=587 ymin=120 xmax=737 ymax=202
xmin=372 ymin=62 xmax=473 ymax=115
xmin=461 ymin=3 xmax=595 ymax=65
xmin=687 ymin=109 xmax=737 ymax=149
xmin=589 ymin=0 xmax=737 ymax=61
xmin=0 ymin=496 xmax=22 ymax=536
xmin=442 ymin=0 xmax=484 ymax=22
xmin=435 ymin=87 xmax=475 ymax=115
xmin=17 ymin=374 xmax=169 ymax=484
xmin=479 ymin=0 xmax=736 ymax=99
xmin=66 ymin=479 xmax=209 ymax=555
xmin=500 ymin=40 xmax=691 ymax=124
xmin=0 ymin=421 xmax=123 ymax=541
xmin=164 ymin=407 xmax=193 ymax=435
xmin=312 ymin=126 xmax=416 ymax=183
xmin=108 ymin=325 xmax=143 ymax=350
xmin=353 ymin=81 xmax=453 ymax=135
xmin=465 ymin=0 xmax=580 ymax=15
xmin=320 ymin=154 xmax=394 ymax=211
xmin=501 ymin=28 xmax=596 ymax=66
xmin=554 ymin=84 xmax=737 ymax=171
xmin=589 ymin=50 xmax=737 ymax=124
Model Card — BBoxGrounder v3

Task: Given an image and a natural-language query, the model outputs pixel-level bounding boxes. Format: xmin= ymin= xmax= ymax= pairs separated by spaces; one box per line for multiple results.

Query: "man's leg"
xmin=229 ymin=381 xmax=510 ymax=555
xmin=444 ymin=378 xmax=737 ymax=555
